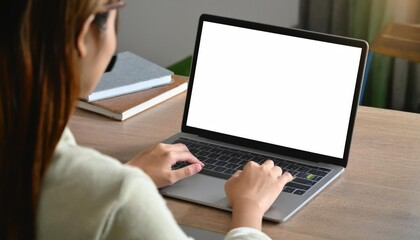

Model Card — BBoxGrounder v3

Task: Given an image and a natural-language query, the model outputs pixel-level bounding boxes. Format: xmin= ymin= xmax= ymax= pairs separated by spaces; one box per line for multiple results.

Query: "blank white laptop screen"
xmin=186 ymin=21 xmax=362 ymax=159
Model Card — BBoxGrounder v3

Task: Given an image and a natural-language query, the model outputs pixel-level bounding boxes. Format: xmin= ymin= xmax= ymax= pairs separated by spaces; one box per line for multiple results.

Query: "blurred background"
xmin=117 ymin=0 xmax=420 ymax=113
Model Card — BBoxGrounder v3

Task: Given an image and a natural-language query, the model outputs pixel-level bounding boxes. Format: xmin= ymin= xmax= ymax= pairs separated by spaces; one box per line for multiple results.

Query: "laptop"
xmin=161 ymin=14 xmax=368 ymax=222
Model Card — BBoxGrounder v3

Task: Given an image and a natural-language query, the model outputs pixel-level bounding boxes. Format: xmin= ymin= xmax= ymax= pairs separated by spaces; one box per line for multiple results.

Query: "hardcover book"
xmin=77 ymin=76 xmax=188 ymax=121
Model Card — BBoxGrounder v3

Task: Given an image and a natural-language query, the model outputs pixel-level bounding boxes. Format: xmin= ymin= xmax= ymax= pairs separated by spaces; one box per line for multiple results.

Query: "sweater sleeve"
xmin=100 ymin=167 xmax=193 ymax=240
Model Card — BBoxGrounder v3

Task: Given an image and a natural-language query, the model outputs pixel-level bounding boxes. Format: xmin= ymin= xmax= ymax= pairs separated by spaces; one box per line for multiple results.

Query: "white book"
xmin=83 ymin=51 xmax=173 ymax=102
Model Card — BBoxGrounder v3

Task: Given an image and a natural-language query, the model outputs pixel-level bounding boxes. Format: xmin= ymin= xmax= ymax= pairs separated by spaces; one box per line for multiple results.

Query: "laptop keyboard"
xmin=172 ymin=137 xmax=331 ymax=195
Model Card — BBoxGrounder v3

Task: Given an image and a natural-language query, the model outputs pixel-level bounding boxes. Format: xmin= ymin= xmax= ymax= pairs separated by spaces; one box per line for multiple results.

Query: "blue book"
xmin=84 ymin=51 xmax=173 ymax=102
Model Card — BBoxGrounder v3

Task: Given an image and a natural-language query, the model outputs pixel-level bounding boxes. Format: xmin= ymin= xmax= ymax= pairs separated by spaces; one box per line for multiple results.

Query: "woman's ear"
xmin=77 ymin=15 xmax=95 ymax=58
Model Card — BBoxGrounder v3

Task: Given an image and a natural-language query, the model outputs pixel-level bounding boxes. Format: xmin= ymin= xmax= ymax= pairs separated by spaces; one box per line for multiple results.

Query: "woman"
xmin=0 ymin=0 xmax=293 ymax=239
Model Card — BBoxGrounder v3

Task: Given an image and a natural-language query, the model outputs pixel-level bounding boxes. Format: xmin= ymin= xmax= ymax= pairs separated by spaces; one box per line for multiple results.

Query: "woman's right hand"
xmin=224 ymin=160 xmax=294 ymax=230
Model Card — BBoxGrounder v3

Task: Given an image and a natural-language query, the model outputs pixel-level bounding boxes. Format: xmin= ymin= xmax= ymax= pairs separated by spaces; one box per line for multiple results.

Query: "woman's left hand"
xmin=126 ymin=143 xmax=204 ymax=188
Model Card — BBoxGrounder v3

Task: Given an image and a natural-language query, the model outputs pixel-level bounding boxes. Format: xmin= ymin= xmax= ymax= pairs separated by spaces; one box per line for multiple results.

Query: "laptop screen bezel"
xmin=181 ymin=14 xmax=368 ymax=168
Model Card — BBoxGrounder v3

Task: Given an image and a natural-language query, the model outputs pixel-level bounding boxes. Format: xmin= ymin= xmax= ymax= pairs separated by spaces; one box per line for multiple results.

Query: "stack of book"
xmin=78 ymin=51 xmax=188 ymax=121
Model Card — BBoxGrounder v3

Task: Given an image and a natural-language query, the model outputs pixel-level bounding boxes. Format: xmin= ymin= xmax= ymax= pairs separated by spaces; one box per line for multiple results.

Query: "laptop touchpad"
xmin=161 ymin=173 xmax=229 ymax=209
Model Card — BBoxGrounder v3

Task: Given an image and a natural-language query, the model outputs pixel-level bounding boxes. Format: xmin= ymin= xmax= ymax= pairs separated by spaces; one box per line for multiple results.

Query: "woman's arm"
xmin=225 ymin=160 xmax=293 ymax=231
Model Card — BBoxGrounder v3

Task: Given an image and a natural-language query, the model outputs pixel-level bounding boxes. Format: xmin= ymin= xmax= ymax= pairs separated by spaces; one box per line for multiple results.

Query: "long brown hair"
xmin=0 ymin=0 xmax=102 ymax=239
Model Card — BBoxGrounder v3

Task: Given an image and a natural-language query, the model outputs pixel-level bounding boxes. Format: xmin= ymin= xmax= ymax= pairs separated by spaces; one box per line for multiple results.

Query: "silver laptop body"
xmin=161 ymin=14 xmax=368 ymax=222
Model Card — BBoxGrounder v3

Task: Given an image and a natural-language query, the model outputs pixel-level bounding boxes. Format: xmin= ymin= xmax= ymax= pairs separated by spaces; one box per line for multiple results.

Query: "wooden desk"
xmin=69 ymin=91 xmax=420 ymax=240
